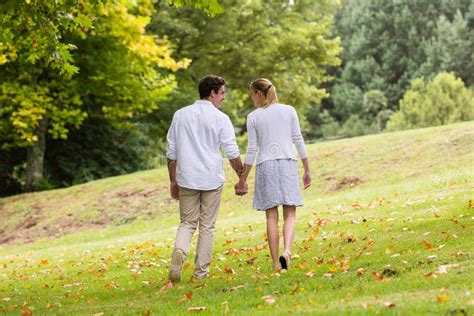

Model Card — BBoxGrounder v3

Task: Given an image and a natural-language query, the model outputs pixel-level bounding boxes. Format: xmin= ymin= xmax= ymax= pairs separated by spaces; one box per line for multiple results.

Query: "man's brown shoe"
xmin=169 ymin=250 xmax=185 ymax=282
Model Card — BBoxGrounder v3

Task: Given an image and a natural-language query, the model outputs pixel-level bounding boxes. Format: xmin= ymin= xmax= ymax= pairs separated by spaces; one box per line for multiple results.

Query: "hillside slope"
xmin=1 ymin=122 xmax=472 ymax=245
xmin=0 ymin=122 xmax=473 ymax=315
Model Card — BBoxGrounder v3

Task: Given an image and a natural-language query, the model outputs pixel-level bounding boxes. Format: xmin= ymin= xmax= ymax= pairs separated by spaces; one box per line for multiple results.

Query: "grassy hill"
xmin=0 ymin=121 xmax=473 ymax=315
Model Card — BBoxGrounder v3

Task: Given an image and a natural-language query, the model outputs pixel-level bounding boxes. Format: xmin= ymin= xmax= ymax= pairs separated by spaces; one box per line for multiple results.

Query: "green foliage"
xmin=149 ymin=0 xmax=341 ymax=138
xmin=44 ymin=118 xmax=161 ymax=187
xmin=417 ymin=11 xmax=474 ymax=85
xmin=328 ymin=0 xmax=473 ymax=126
xmin=387 ymin=72 xmax=474 ymax=131
xmin=0 ymin=0 xmax=189 ymax=150
xmin=340 ymin=114 xmax=377 ymax=138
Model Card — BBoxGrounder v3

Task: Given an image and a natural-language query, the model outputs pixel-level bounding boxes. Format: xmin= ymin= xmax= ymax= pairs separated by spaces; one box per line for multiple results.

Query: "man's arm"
xmin=167 ymin=159 xmax=179 ymax=200
xmin=166 ymin=113 xmax=179 ymax=200
xmin=229 ymin=156 xmax=244 ymax=177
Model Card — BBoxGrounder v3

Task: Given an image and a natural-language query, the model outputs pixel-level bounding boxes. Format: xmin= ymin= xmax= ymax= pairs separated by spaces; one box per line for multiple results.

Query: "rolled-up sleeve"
xmin=291 ymin=108 xmax=308 ymax=159
xmin=166 ymin=114 xmax=177 ymax=160
xmin=220 ymin=115 xmax=240 ymax=159
xmin=244 ymin=115 xmax=258 ymax=165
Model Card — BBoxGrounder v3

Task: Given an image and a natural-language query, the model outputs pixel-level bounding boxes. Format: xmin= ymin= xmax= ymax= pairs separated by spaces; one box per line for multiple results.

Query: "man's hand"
xmin=170 ymin=181 xmax=179 ymax=200
xmin=234 ymin=180 xmax=248 ymax=196
xmin=303 ymin=170 xmax=311 ymax=189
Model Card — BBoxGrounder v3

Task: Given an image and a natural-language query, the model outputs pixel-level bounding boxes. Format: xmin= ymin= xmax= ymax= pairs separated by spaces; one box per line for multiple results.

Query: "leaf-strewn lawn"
xmin=1 ymin=122 xmax=473 ymax=315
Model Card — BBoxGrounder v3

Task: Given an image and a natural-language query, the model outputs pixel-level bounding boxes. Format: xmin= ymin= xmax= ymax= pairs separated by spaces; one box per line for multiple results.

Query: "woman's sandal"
xmin=279 ymin=253 xmax=290 ymax=270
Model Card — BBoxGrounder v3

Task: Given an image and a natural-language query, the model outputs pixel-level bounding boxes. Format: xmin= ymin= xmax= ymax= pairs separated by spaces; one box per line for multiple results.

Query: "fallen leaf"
xmin=322 ymin=273 xmax=333 ymax=278
xmin=384 ymin=302 xmax=395 ymax=308
xmin=224 ymin=267 xmax=235 ymax=274
xmin=177 ymin=291 xmax=193 ymax=304
xmin=229 ymin=285 xmax=244 ymax=291
xmin=21 ymin=306 xmax=32 ymax=316
xmin=423 ymin=240 xmax=433 ymax=249
xmin=356 ymin=268 xmax=365 ymax=276
xmin=371 ymin=272 xmax=383 ymax=281
xmin=245 ymin=257 xmax=257 ymax=265
xmin=187 ymin=306 xmax=206 ymax=312
xmin=306 ymin=271 xmax=315 ymax=278
xmin=436 ymin=296 xmax=449 ymax=303
xmin=158 ymin=281 xmax=173 ymax=294
xmin=438 ymin=265 xmax=448 ymax=274
xmin=221 ymin=301 xmax=230 ymax=314
xmin=262 ymin=295 xmax=276 ymax=304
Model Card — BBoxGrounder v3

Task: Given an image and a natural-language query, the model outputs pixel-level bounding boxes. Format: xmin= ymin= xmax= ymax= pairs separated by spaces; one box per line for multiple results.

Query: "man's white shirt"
xmin=166 ymin=100 xmax=240 ymax=190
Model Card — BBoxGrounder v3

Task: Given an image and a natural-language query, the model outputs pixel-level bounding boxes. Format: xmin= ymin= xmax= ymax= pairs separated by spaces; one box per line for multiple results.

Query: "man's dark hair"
xmin=198 ymin=75 xmax=226 ymax=98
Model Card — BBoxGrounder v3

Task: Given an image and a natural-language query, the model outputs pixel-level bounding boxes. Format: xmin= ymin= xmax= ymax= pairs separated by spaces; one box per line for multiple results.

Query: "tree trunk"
xmin=25 ymin=117 xmax=48 ymax=192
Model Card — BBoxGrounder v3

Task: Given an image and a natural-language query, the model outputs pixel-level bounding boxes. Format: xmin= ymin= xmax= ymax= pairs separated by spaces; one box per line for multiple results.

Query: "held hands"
xmin=303 ymin=170 xmax=311 ymax=189
xmin=234 ymin=180 xmax=248 ymax=196
xmin=170 ymin=181 xmax=179 ymax=200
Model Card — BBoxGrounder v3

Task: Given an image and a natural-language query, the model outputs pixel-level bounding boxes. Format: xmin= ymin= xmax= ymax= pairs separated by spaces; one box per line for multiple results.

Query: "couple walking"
xmin=166 ymin=75 xmax=311 ymax=282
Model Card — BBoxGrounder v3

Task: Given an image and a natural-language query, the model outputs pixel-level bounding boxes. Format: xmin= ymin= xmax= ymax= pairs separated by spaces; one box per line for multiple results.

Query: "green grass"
xmin=0 ymin=121 xmax=473 ymax=315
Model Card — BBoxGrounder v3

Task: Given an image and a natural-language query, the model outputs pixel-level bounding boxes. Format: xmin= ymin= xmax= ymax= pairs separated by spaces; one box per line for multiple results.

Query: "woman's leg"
xmin=282 ymin=205 xmax=296 ymax=256
xmin=265 ymin=207 xmax=279 ymax=269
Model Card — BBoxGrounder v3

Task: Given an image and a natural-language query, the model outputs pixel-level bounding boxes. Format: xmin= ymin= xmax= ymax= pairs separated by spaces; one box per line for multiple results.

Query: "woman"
xmin=235 ymin=78 xmax=311 ymax=271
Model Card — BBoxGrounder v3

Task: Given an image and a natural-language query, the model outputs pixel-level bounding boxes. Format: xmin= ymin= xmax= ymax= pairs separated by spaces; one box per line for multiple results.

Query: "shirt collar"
xmin=194 ymin=100 xmax=215 ymax=107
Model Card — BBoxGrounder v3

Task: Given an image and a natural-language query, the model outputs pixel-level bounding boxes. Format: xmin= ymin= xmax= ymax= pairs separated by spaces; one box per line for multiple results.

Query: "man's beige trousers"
xmin=173 ymin=185 xmax=223 ymax=278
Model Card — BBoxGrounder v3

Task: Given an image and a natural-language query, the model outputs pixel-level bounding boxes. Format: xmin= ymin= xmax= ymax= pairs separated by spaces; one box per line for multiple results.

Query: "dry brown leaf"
xmin=224 ymin=267 xmax=235 ymax=274
xmin=356 ymin=268 xmax=365 ymax=276
xmin=423 ymin=240 xmax=433 ymax=249
xmin=384 ymin=302 xmax=395 ymax=308
xmin=322 ymin=273 xmax=333 ymax=278
xmin=21 ymin=306 xmax=32 ymax=316
xmin=193 ymin=282 xmax=207 ymax=290
xmin=245 ymin=257 xmax=257 ymax=265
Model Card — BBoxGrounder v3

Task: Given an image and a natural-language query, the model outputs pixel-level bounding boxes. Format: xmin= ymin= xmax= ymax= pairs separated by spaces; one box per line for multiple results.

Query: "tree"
xmin=326 ymin=0 xmax=472 ymax=129
xmin=147 ymin=0 xmax=341 ymax=139
xmin=387 ymin=72 xmax=474 ymax=131
xmin=417 ymin=11 xmax=474 ymax=85
xmin=0 ymin=0 xmax=220 ymax=192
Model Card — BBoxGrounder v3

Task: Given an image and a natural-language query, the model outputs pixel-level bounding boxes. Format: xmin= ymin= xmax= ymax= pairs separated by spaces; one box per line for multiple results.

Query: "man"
xmin=166 ymin=75 xmax=245 ymax=282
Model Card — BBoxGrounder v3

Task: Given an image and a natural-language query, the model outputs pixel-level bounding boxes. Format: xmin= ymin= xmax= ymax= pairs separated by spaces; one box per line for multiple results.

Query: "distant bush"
xmin=387 ymin=72 xmax=474 ymax=131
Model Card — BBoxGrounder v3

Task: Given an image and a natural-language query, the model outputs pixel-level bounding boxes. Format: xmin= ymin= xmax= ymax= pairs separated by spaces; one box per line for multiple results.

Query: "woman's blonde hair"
xmin=249 ymin=78 xmax=278 ymax=107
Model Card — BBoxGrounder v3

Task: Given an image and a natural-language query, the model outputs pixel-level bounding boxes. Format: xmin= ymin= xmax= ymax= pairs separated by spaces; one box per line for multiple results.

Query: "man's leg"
xmin=169 ymin=187 xmax=200 ymax=282
xmin=194 ymin=186 xmax=223 ymax=278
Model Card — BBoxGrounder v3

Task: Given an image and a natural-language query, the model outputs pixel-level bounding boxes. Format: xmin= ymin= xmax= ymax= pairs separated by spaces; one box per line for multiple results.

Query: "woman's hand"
xmin=170 ymin=181 xmax=179 ymax=200
xmin=303 ymin=170 xmax=311 ymax=189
